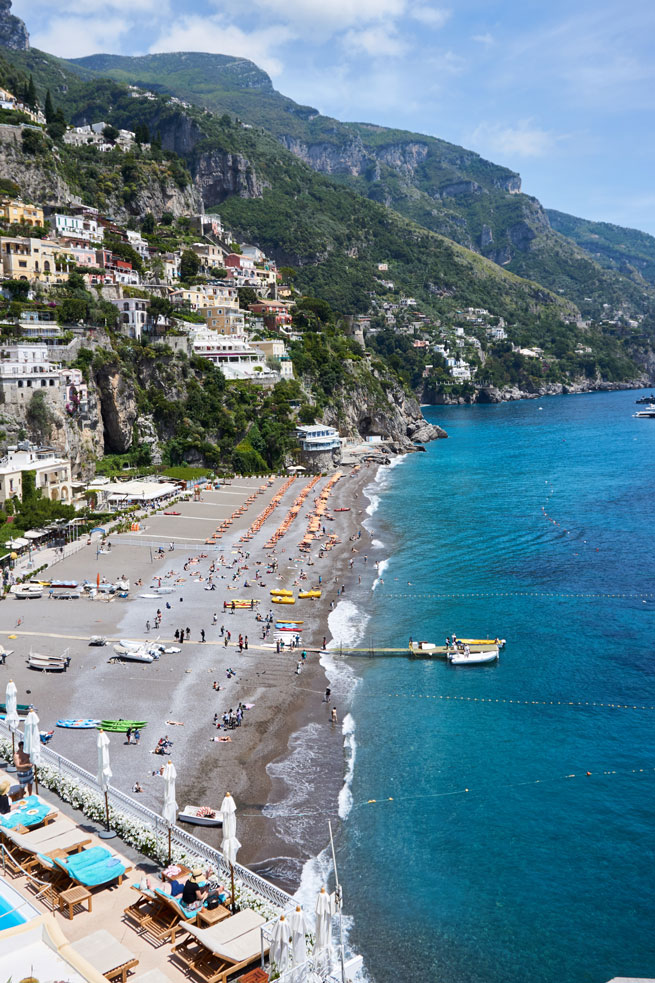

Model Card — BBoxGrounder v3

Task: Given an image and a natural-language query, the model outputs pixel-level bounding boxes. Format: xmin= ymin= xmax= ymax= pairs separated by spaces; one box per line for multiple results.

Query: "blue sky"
xmin=14 ymin=0 xmax=655 ymax=235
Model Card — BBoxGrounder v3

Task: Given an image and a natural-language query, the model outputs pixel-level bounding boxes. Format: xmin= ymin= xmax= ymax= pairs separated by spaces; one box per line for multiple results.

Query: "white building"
xmin=126 ymin=230 xmax=150 ymax=260
xmin=190 ymin=327 xmax=278 ymax=383
xmin=296 ymin=425 xmax=341 ymax=452
xmin=251 ymin=338 xmax=293 ymax=379
xmin=52 ymin=213 xmax=104 ymax=244
xmin=487 ymin=326 xmax=507 ymax=341
xmin=0 ymin=345 xmax=89 ymax=412
xmin=0 ymin=443 xmax=72 ymax=504
xmin=111 ymin=298 xmax=149 ymax=339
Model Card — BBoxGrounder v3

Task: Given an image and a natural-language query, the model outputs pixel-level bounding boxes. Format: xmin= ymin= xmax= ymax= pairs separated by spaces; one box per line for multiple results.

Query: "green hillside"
xmin=68 ymin=51 xmax=655 ymax=319
xmin=547 ymin=209 xmax=655 ymax=286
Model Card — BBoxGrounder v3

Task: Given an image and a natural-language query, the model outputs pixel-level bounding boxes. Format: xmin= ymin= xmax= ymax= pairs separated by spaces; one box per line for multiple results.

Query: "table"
xmin=239 ymin=968 xmax=269 ymax=983
xmin=197 ymin=903 xmax=231 ymax=927
xmin=162 ymin=863 xmax=191 ymax=883
xmin=58 ymin=884 xmax=92 ymax=920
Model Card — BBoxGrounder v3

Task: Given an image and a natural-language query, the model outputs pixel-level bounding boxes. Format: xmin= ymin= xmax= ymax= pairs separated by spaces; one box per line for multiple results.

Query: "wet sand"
xmin=0 ymin=465 xmax=381 ymax=885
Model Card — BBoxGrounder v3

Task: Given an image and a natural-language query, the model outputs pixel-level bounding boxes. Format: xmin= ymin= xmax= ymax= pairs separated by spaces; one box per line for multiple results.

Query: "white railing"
xmin=0 ymin=720 xmax=293 ymax=911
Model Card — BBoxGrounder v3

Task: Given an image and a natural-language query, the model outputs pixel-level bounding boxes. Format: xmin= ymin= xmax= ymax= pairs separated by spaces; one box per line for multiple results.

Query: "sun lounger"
xmin=68 ymin=928 xmax=139 ymax=983
xmin=0 ymin=794 xmax=57 ymax=830
xmin=172 ymin=909 xmax=267 ymax=983
xmin=1 ymin=825 xmax=90 ymax=876
xmin=53 ymin=844 xmax=131 ymax=888
xmin=124 ymin=882 xmax=158 ymax=930
xmin=135 ymin=886 xmax=205 ymax=945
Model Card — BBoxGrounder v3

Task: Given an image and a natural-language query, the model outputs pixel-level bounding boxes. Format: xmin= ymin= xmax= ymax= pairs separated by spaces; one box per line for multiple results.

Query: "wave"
xmin=371 ymin=557 xmax=389 ymax=592
xmin=338 ymin=713 xmax=357 ymax=820
xmin=327 ymin=598 xmax=370 ymax=650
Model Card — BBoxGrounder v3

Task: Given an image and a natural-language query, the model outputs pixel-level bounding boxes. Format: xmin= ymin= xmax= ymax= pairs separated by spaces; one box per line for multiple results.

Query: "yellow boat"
xmin=298 ymin=590 xmax=322 ymax=599
xmin=270 ymin=589 xmax=293 ymax=596
xmin=272 ymin=596 xmax=295 ymax=604
xmin=458 ymin=637 xmax=506 ymax=648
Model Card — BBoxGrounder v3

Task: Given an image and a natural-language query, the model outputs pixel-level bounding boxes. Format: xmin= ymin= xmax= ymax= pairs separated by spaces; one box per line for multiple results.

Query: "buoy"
xmin=586 ymin=771 xmax=592 ymax=776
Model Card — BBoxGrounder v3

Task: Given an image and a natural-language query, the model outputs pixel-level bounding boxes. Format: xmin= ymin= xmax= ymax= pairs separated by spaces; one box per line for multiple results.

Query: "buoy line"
xmin=388 ymin=694 xmax=655 ymax=711
xmin=374 ymin=591 xmax=654 ymax=600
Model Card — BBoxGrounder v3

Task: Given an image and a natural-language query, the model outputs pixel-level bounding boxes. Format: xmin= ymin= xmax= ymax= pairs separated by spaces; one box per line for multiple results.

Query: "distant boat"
xmin=112 ymin=642 xmax=154 ymax=663
xmin=633 ymin=404 xmax=655 ymax=418
xmin=178 ymin=805 xmax=222 ymax=827
xmin=635 ymin=394 xmax=655 ymax=403
xmin=99 ymin=719 xmax=147 ymax=732
xmin=89 ymin=636 xmax=107 ymax=646
xmin=10 ymin=583 xmax=43 ymax=599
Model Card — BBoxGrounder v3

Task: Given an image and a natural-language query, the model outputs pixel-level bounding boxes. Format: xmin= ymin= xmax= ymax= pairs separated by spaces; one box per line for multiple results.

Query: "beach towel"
xmin=0 ymin=795 xmax=49 ymax=829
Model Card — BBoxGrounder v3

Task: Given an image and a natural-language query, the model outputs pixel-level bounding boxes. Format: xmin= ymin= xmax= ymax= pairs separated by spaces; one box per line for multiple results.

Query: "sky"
xmin=14 ymin=0 xmax=655 ymax=235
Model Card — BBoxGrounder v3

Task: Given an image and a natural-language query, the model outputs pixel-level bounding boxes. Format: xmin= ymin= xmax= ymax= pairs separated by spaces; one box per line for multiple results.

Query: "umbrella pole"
xmin=6 ymin=732 xmax=16 ymax=773
xmin=33 ymin=764 xmax=38 ymax=794
xmin=105 ymin=790 xmax=110 ymax=830
xmin=168 ymin=826 xmax=172 ymax=863
xmin=99 ymin=789 xmax=116 ymax=839
xmin=230 ymin=862 xmax=236 ymax=913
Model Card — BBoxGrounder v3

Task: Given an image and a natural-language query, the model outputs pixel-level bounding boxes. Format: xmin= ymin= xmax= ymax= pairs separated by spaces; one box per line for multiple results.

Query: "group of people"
xmin=125 ymin=727 xmax=141 ymax=745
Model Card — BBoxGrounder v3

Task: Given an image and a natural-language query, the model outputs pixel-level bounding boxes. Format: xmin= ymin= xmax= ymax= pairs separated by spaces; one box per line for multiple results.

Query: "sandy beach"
xmin=0 ymin=463 xmax=382 ymax=890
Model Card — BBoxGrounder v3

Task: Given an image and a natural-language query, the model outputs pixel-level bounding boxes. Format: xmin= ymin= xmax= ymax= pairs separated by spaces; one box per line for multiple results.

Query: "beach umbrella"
xmin=4 ymin=680 xmax=19 ymax=770
xmin=290 ymin=904 xmax=309 ymax=982
xmin=23 ymin=709 xmax=41 ymax=792
xmin=270 ymin=914 xmax=291 ymax=977
xmin=162 ymin=759 xmax=177 ymax=861
xmin=96 ymin=729 xmax=116 ymax=839
xmin=314 ymin=887 xmax=333 ymax=972
xmin=220 ymin=792 xmax=241 ymax=912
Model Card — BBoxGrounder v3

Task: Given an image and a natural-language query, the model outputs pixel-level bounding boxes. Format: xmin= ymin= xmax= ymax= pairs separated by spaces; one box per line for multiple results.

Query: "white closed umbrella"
xmin=96 ymin=730 xmax=116 ymax=839
xmin=5 ymin=680 xmax=19 ymax=770
xmin=314 ymin=886 xmax=332 ymax=972
xmin=22 ymin=708 xmax=40 ymax=792
xmin=220 ymin=792 xmax=241 ymax=911
xmin=290 ymin=904 xmax=309 ymax=982
xmin=270 ymin=914 xmax=291 ymax=976
xmin=162 ymin=759 xmax=177 ymax=861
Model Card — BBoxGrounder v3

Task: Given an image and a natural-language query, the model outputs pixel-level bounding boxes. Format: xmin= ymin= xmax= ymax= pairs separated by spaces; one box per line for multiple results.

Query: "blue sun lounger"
xmin=51 ymin=845 xmax=132 ymax=887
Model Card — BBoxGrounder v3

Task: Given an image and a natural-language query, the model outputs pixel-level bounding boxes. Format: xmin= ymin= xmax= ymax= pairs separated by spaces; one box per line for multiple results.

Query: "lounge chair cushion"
xmin=210 ymin=927 xmax=264 ymax=964
xmin=154 ymin=887 xmax=198 ymax=920
xmin=69 ymin=928 xmax=137 ymax=975
xmin=183 ymin=909 xmax=265 ymax=952
xmin=9 ymin=827 xmax=87 ymax=855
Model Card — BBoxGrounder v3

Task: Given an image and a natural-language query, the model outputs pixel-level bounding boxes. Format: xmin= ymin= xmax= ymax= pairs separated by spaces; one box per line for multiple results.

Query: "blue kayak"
xmin=56 ymin=719 xmax=99 ymax=729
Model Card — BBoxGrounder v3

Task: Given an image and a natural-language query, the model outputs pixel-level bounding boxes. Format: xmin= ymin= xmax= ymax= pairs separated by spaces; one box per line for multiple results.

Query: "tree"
xmin=65 ymin=271 xmax=86 ymax=293
xmin=141 ymin=212 xmax=155 ymax=234
xmin=102 ymin=124 xmax=119 ymax=143
xmin=180 ymin=249 xmax=201 ymax=280
xmin=161 ymin=212 xmax=174 ymax=226
xmin=210 ymin=267 xmax=227 ymax=279
xmin=44 ymin=89 xmax=54 ymax=123
xmin=134 ymin=122 xmax=150 ymax=144
xmin=3 ymin=279 xmax=30 ymax=300
xmin=148 ymin=295 xmax=173 ymax=320
xmin=279 ymin=266 xmax=297 ymax=282
xmin=57 ymin=297 xmax=88 ymax=325
xmin=25 ymin=75 xmax=37 ymax=109
xmin=21 ymin=129 xmax=47 ymax=155
xmin=26 ymin=392 xmax=51 ymax=442
xmin=47 ymin=108 xmax=66 ymax=142
xmin=237 ymin=286 xmax=258 ymax=310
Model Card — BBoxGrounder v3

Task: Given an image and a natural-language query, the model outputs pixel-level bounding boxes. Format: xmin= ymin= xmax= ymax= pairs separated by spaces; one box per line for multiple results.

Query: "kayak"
xmin=458 ymin=638 xmax=506 ymax=648
xmin=298 ymin=590 xmax=321 ymax=599
xmin=270 ymin=589 xmax=293 ymax=596
xmin=57 ymin=719 xmax=99 ymax=729
xmin=0 ymin=703 xmax=31 ymax=715
xmin=275 ymin=620 xmax=304 ymax=626
xmin=272 ymin=597 xmax=295 ymax=604
xmin=98 ymin=720 xmax=148 ymax=732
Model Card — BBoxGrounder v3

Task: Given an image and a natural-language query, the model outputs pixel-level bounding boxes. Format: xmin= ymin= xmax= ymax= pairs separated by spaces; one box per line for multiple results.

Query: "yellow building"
xmin=198 ymin=304 xmax=245 ymax=335
xmin=0 ymin=198 xmax=44 ymax=228
xmin=0 ymin=237 xmax=72 ymax=283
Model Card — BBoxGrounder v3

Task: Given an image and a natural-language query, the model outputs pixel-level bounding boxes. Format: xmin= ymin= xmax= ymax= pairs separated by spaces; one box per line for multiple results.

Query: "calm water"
xmin=339 ymin=391 xmax=655 ymax=983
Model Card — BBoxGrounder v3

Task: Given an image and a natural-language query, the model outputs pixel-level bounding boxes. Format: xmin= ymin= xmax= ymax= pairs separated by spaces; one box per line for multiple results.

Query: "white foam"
xmin=371 ymin=557 xmax=389 ymax=592
xmin=338 ymin=713 xmax=356 ymax=820
xmin=371 ymin=539 xmax=384 ymax=549
xmin=327 ymin=599 xmax=370 ymax=650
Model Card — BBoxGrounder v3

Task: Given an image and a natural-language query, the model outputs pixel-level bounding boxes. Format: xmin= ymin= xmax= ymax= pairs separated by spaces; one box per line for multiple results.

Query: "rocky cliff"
xmin=0 ymin=0 xmax=28 ymax=51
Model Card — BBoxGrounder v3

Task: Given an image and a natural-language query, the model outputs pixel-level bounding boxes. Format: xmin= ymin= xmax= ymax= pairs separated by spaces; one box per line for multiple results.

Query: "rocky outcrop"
xmin=94 ymin=366 xmax=138 ymax=454
xmin=0 ymin=0 xmax=28 ymax=50
xmin=193 ymin=149 xmax=267 ymax=205
xmin=427 ymin=377 xmax=652 ymax=406
xmin=320 ymin=362 xmax=446 ymax=454
xmin=435 ymin=180 xmax=482 ymax=199
xmin=0 ymin=127 xmax=77 ymax=205
xmin=279 ymin=136 xmax=428 ymax=179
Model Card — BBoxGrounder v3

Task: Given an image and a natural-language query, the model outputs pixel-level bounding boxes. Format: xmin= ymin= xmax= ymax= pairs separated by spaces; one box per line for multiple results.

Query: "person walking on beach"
xmin=134 ymin=728 xmax=140 ymax=745
xmin=213 ymin=613 xmax=218 ymax=625
xmin=126 ymin=727 xmax=132 ymax=745
xmin=146 ymin=620 xmax=150 ymax=632
xmin=244 ymin=635 xmax=248 ymax=650
xmin=331 ymin=707 xmax=338 ymax=726
xmin=324 ymin=687 xmax=331 ymax=703
xmin=224 ymin=635 xmax=229 ymax=647
xmin=186 ymin=627 xmax=190 ymax=640
xmin=200 ymin=629 xmax=206 ymax=643
xmin=276 ymin=640 xmax=280 ymax=654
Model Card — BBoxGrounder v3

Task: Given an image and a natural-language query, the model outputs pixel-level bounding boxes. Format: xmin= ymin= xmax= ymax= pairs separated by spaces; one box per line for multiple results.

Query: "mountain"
xmin=69 ymin=52 xmax=655 ymax=319
xmin=547 ymin=209 xmax=655 ymax=286
xmin=0 ymin=0 xmax=28 ymax=51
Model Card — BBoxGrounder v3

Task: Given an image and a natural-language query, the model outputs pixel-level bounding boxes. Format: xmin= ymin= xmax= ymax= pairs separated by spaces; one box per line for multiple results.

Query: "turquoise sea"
xmin=337 ymin=390 xmax=655 ymax=983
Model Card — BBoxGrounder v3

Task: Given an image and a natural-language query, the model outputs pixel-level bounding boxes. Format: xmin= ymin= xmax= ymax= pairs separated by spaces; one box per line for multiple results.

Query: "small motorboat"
xmin=178 ymin=805 xmax=223 ymax=827
xmin=112 ymin=643 xmax=154 ymax=663
xmin=448 ymin=646 xmax=499 ymax=665
xmin=27 ymin=647 xmax=71 ymax=672
xmin=10 ymin=583 xmax=43 ymax=600
xmin=49 ymin=589 xmax=81 ymax=600
xmin=89 ymin=636 xmax=107 ymax=647
xmin=164 ymin=511 xmax=181 ymax=516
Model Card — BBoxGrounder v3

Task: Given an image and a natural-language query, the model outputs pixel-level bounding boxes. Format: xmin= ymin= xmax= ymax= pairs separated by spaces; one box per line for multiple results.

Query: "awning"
xmin=6 ymin=538 xmax=29 ymax=549
xmin=24 ymin=530 xmax=47 ymax=540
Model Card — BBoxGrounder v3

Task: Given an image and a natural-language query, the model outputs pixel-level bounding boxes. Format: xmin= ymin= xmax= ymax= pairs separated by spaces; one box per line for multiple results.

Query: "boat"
xmin=633 ymin=404 xmax=655 ymax=418
xmin=178 ymin=805 xmax=223 ymax=827
xmin=636 ymin=394 xmax=655 ymax=403
xmin=448 ymin=646 xmax=499 ymax=665
xmin=112 ymin=643 xmax=154 ymax=663
xmin=57 ymin=719 xmax=99 ymax=729
xmin=272 ymin=596 xmax=295 ymax=604
xmin=298 ymin=590 xmax=321 ymax=599
xmin=10 ymin=583 xmax=43 ymax=600
xmin=274 ymin=620 xmax=304 ymax=626
xmin=99 ymin=720 xmax=147 ymax=732
xmin=164 ymin=511 xmax=181 ymax=515
xmin=270 ymin=589 xmax=293 ymax=596
xmin=27 ymin=648 xmax=71 ymax=672
xmin=0 ymin=702 xmax=31 ymax=715
xmin=49 ymin=589 xmax=81 ymax=600
xmin=89 ymin=636 xmax=107 ymax=646
xmin=152 ymin=586 xmax=174 ymax=594
xmin=458 ymin=637 xmax=506 ymax=649
xmin=49 ymin=578 xmax=79 ymax=589
xmin=334 ymin=507 xmax=351 ymax=512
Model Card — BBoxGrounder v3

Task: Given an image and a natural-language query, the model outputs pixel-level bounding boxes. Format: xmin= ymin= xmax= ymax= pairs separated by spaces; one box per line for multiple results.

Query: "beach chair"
xmin=136 ymin=886 xmax=214 ymax=945
xmin=2 ymin=824 xmax=90 ymax=875
xmin=66 ymin=928 xmax=139 ymax=983
xmin=124 ymin=882 xmax=158 ymax=930
xmin=52 ymin=844 xmax=132 ymax=890
xmin=172 ymin=908 xmax=267 ymax=983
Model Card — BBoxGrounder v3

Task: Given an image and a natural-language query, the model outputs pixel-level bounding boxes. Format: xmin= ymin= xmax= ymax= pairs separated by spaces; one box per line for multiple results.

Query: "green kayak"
xmin=98 ymin=720 xmax=147 ymax=732
xmin=0 ymin=703 xmax=32 ymax=715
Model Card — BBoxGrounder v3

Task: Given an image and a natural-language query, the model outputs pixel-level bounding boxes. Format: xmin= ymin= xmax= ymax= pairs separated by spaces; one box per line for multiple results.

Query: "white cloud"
xmin=151 ymin=17 xmax=294 ymax=77
xmin=411 ymin=6 xmax=450 ymax=28
xmin=342 ymin=25 xmax=409 ymax=58
xmin=29 ymin=16 xmax=130 ymax=57
xmin=244 ymin=0 xmax=407 ymax=32
xmin=472 ymin=32 xmax=494 ymax=46
xmin=470 ymin=120 xmax=563 ymax=159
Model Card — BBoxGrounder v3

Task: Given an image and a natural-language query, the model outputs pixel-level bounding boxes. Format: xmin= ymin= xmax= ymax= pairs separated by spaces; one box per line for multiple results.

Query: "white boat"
xmin=89 ymin=636 xmax=107 ymax=647
xmin=633 ymin=404 xmax=655 ymax=418
xmin=448 ymin=646 xmax=499 ymax=665
xmin=112 ymin=643 xmax=154 ymax=663
xmin=178 ymin=805 xmax=223 ymax=827
xmin=152 ymin=586 xmax=174 ymax=595
xmin=10 ymin=583 xmax=43 ymax=599
xmin=27 ymin=647 xmax=71 ymax=672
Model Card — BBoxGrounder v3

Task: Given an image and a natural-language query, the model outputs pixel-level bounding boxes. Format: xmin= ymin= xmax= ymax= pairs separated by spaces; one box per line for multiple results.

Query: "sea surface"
xmin=335 ymin=390 xmax=655 ymax=983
